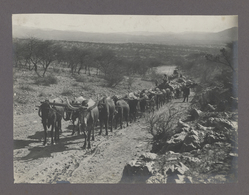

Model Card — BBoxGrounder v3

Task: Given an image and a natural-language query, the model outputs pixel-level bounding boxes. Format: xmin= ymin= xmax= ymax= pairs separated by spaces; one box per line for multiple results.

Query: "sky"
xmin=12 ymin=14 xmax=238 ymax=34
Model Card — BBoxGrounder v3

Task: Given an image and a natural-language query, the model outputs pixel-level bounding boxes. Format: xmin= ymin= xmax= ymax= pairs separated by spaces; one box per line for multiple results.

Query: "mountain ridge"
xmin=13 ymin=25 xmax=238 ymax=45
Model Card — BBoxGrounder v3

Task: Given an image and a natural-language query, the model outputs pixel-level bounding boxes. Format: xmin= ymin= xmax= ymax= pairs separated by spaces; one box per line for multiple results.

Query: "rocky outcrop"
xmin=146 ymin=159 xmax=193 ymax=184
xmin=165 ymin=131 xmax=188 ymax=152
xmin=181 ymin=130 xmax=201 ymax=152
xmin=120 ymin=153 xmax=157 ymax=183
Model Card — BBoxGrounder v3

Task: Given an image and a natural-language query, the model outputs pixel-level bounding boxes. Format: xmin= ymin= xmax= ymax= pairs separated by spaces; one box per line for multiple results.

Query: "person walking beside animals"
xmin=163 ymin=74 xmax=168 ymax=83
xmin=182 ymin=84 xmax=190 ymax=102
xmin=155 ymin=79 xmax=158 ymax=86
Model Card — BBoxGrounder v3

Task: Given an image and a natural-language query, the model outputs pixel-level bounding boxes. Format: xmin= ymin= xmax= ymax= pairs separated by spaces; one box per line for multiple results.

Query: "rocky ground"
xmin=13 ymin=68 xmax=238 ymax=184
xmin=13 ymin=68 xmax=156 ymax=183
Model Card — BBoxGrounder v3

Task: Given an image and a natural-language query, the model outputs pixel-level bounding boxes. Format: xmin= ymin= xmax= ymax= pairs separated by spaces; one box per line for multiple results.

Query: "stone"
xmin=140 ymin=153 xmax=157 ymax=161
xmin=185 ymin=176 xmax=193 ymax=183
xmin=189 ymin=130 xmax=199 ymax=136
xmin=174 ymin=174 xmax=185 ymax=183
xmin=181 ymin=143 xmax=198 ymax=152
xmin=146 ymin=173 xmax=165 ymax=184
xmin=178 ymin=119 xmax=190 ymax=129
xmin=166 ymin=131 xmax=188 ymax=152
xmin=197 ymin=123 xmax=215 ymax=131
xmin=208 ymin=117 xmax=235 ymax=130
xmin=120 ymin=159 xmax=154 ymax=183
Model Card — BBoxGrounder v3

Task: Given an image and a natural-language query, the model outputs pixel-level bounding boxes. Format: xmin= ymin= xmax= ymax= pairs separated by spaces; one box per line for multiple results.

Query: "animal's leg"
xmin=58 ymin=120 xmax=62 ymax=133
xmin=51 ymin=123 xmax=54 ymax=145
xmin=105 ymin=119 xmax=108 ymax=135
xmin=126 ymin=112 xmax=129 ymax=127
xmin=83 ymin=130 xmax=87 ymax=149
xmin=92 ymin=124 xmax=95 ymax=141
xmin=120 ymin=110 xmax=123 ymax=129
xmin=87 ymin=126 xmax=91 ymax=149
xmin=56 ymin=121 xmax=60 ymax=141
xmin=77 ymin=119 xmax=80 ymax=135
xmin=54 ymin=121 xmax=57 ymax=142
xmin=99 ymin=119 xmax=103 ymax=135
xmin=72 ymin=120 xmax=75 ymax=135
xmin=43 ymin=123 xmax=47 ymax=145
xmin=110 ymin=116 xmax=113 ymax=132
xmin=115 ymin=116 xmax=118 ymax=129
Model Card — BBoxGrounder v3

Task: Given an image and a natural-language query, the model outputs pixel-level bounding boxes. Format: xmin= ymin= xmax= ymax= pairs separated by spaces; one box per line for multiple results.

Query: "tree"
xmin=95 ymin=49 xmax=125 ymax=87
xmin=15 ymin=38 xmax=59 ymax=77
xmin=205 ymin=42 xmax=235 ymax=71
xmin=38 ymin=40 xmax=60 ymax=77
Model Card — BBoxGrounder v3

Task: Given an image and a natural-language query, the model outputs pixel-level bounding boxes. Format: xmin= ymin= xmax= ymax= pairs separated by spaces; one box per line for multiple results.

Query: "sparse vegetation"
xmin=74 ymin=75 xmax=86 ymax=83
xmin=52 ymin=67 xmax=61 ymax=73
xmin=38 ymin=92 xmax=46 ymax=97
xmin=14 ymin=37 xmax=218 ymax=88
xmin=13 ymin=37 xmax=237 ymax=184
xmin=147 ymin=104 xmax=182 ymax=152
xmin=61 ymin=89 xmax=73 ymax=96
xmin=19 ymin=85 xmax=35 ymax=91
xmin=33 ymin=74 xmax=58 ymax=86
xmin=14 ymin=96 xmax=28 ymax=104
xmin=81 ymin=84 xmax=94 ymax=92
xmin=71 ymin=83 xmax=78 ymax=87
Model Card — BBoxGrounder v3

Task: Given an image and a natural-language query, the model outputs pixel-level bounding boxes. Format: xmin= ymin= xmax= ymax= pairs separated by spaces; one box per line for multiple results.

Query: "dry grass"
xmin=33 ymin=75 xmax=58 ymax=86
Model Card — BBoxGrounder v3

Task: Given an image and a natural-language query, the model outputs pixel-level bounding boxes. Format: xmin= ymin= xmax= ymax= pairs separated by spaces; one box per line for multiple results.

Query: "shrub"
xmin=33 ymin=75 xmax=58 ymax=86
xmin=38 ymin=92 xmax=46 ymax=97
xmin=81 ymin=84 xmax=94 ymax=92
xmin=61 ymin=89 xmax=73 ymax=96
xmin=147 ymin=104 xmax=182 ymax=152
xmin=71 ymin=83 xmax=78 ymax=87
xmin=14 ymin=96 xmax=28 ymax=104
xmin=74 ymin=75 xmax=86 ymax=82
xmin=19 ymin=85 xmax=35 ymax=91
xmin=53 ymin=67 xmax=61 ymax=73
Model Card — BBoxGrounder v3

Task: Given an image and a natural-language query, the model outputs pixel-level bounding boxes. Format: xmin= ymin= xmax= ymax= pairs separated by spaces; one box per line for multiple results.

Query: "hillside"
xmin=13 ymin=25 xmax=238 ymax=45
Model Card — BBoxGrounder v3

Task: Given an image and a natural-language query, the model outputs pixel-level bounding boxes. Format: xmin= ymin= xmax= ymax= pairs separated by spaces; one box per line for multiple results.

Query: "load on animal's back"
xmin=65 ymin=97 xmax=99 ymax=149
xmin=63 ymin=96 xmax=86 ymax=135
xmin=112 ymin=95 xmax=130 ymax=129
xmin=38 ymin=97 xmax=64 ymax=145
xmin=97 ymin=96 xmax=115 ymax=136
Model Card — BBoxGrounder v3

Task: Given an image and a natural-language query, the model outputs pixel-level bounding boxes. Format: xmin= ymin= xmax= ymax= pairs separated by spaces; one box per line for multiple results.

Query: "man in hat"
xmin=182 ymin=84 xmax=190 ymax=102
xmin=163 ymin=74 xmax=168 ymax=84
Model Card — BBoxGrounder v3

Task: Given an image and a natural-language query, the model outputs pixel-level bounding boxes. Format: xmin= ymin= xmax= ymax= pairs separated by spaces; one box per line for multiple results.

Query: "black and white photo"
xmin=13 ymin=14 xmax=238 ymax=184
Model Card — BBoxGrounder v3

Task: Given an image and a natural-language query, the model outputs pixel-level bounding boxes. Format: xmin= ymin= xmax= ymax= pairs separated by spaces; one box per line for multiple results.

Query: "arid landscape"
xmin=13 ymin=48 xmax=238 ymax=184
xmin=12 ymin=15 xmax=238 ymax=184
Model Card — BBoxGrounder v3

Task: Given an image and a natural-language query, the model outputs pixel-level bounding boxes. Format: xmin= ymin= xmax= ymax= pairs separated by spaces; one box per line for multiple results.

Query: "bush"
xmin=81 ymin=84 xmax=94 ymax=92
xmin=147 ymin=104 xmax=182 ymax=152
xmin=33 ymin=75 xmax=58 ymax=86
xmin=38 ymin=92 xmax=46 ymax=97
xmin=53 ymin=67 xmax=61 ymax=73
xmin=61 ymin=89 xmax=73 ymax=96
xmin=71 ymin=83 xmax=78 ymax=87
xmin=74 ymin=75 xmax=86 ymax=82
xmin=148 ymin=67 xmax=162 ymax=83
xmin=14 ymin=96 xmax=28 ymax=104
xmin=19 ymin=85 xmax=35 ymax=91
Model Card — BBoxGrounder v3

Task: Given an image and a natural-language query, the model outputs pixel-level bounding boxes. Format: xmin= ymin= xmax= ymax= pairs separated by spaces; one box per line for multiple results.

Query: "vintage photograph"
xmin=13 ymin=14 xmax=238 ymax=184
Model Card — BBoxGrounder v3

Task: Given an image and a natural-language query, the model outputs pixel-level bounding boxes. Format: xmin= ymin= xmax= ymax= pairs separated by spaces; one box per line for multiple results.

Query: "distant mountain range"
xmin=13 ymin=25 xmax=238 ymax=45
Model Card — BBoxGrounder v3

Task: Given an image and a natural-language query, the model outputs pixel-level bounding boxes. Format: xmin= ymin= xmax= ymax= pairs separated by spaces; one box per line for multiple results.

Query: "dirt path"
xmin=14 ymin=94 xmax=193 ymax=184
xmin=14 ymin=111 xmax=153 ymax=183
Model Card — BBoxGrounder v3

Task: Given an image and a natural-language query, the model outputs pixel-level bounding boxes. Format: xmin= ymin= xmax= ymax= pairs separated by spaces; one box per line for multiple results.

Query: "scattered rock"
xmin=120 ymin=159 xmax=154 ymax=183
xmin=140 ymin=153 xmax=157 ymax=161
xmin=166 ymin=131 xmax=188 ymax=152
xmin=207 ymin=117 xmax=235 ymax=130
xmin=197 ymin=123 xmax=215 ymax=131
xmin=146 ymin=173 xmax=165 ymax=184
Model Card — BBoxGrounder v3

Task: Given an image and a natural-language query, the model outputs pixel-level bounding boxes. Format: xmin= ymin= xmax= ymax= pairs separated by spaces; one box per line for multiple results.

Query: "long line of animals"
xmin=38 ymin=70 xmax=197 ymax=149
